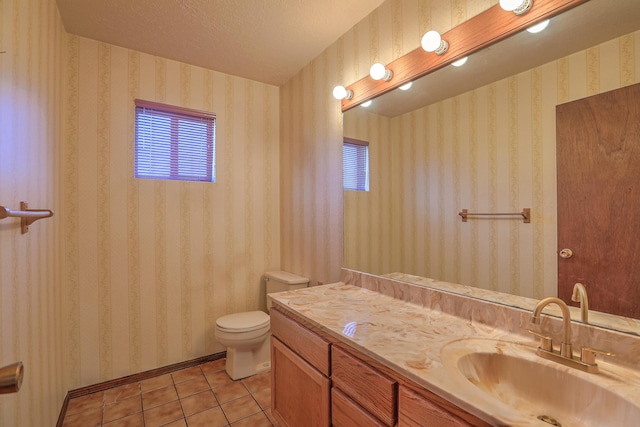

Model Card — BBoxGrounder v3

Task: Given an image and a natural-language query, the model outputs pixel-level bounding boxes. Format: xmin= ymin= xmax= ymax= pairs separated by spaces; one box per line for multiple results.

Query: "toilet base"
xmin=224 ymin=334 xmax=271 ymax=380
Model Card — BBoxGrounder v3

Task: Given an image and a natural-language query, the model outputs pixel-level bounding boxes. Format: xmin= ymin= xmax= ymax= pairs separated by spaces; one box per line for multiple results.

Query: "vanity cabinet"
xmin=270 ymin=309 xmax=331 ymax=427
xmin=271 ymin=307 xmax=491 ymax=427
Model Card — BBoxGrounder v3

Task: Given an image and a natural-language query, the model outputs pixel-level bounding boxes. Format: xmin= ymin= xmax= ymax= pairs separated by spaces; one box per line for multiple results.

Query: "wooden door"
xmin=556 ymin=82 xmax=640 ymax=319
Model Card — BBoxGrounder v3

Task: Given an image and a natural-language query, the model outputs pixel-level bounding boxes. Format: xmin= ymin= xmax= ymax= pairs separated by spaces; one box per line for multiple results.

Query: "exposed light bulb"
xmin=361 ymin=100 xmax=373 ymax=107
xmin=421 ymin=30 xmax=448 ymax=55
xmin=451 ymin=57 xmax=468 ymax=67
xmin=370 ymin=63 xmax=393 ymax=81
xmin=399 ymin=82 xmax=413 ymax=91
xmin=499 ymin=0 xmax=532 ymax=15
xmin=333 ymin=85 xmax=353 ymax=100
xmin=499 ymin=0 xmax=522 ymax=11
xmin=527 ymin=19 xmax=549 ymax=34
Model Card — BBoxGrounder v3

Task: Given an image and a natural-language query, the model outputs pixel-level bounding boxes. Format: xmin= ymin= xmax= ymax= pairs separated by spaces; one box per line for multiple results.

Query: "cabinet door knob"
xmin=559 ymin=248 xmax=573 ymax=259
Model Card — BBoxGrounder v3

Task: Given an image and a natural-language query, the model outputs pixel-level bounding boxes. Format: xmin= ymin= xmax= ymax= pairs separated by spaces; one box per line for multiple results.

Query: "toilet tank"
xmin=264 ymin=270 xmax=309 ymax=310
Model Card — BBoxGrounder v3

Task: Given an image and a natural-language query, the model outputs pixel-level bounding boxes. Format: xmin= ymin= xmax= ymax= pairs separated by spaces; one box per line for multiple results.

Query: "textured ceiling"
xmin=55 ymin=0 xmax=386 ymax=86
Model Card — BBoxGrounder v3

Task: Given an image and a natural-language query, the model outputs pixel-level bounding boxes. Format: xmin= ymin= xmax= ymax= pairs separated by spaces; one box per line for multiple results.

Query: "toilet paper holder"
xmin=0 ymin=362 xmax=24 ymax=394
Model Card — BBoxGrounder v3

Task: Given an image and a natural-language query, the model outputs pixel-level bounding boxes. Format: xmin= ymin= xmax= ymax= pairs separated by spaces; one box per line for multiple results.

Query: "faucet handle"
xmin=527 ymin=329 xmax=553 ymax=352
xmin=580 ymin=347 xmax=615 ymax=365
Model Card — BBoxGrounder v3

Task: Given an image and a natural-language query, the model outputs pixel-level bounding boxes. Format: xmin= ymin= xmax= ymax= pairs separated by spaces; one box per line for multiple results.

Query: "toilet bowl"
xmin=215 ymin=311 xmax=271 ymax=380
xmin=214 ymin=271 xmax=309 ymax=380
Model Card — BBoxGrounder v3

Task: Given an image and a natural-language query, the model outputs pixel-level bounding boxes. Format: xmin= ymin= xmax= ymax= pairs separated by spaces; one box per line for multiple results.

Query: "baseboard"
xmin=56 ymin=351 xmax=226 ymax=427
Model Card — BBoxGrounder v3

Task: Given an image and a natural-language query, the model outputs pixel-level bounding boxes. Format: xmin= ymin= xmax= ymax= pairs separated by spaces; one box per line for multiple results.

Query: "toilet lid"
xmin=216 ymin=311 xmax=270 ymax=332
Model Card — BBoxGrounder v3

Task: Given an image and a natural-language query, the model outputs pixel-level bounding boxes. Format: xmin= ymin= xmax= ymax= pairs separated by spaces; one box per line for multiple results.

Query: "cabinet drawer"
xmin=332 ymin=387 xmax=386 ymax=427
xmin=331 ymin=346 xmax=397 ymax=426
xmin=398 ymin=385 xmax=491 ymax=427
xmin=270 ymin=308 xmax=330 ymax=376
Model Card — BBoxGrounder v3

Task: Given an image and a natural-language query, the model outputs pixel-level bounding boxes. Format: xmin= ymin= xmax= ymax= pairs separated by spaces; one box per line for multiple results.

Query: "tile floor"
xmin=62 ymin=359 xmax=277 ymax=427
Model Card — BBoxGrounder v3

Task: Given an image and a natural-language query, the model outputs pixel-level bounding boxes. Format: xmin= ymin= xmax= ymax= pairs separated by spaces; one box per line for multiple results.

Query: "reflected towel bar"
xmin=459 ymin=208 xmax=530 ymax=223
xmin=0 ymin=202 xmax=54 ymax=234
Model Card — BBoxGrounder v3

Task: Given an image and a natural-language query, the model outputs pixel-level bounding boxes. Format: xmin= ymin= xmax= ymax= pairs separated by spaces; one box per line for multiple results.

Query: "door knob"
xmin=559 ymin=248 xmax=573 ymax=259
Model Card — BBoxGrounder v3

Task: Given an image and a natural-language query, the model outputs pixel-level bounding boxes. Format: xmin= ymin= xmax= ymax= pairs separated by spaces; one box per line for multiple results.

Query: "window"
xmin=135 ymin=99 xmax=216 ymax=182
xmin=343 ymin=137 xmax=369 ymax=191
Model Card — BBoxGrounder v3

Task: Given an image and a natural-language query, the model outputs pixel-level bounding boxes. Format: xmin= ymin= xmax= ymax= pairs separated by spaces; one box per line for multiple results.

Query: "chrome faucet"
xmin=571 ymin=282 xmax=589 ymax=323
xmin=531 ymin=297 xmax=573 ymax=357
xmin=528 ymin=296 xmax=613 ymax=373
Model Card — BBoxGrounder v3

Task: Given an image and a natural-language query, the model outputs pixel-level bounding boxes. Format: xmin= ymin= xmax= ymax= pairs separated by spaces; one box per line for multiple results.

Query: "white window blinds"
xmin=135 ymin=99 xmax=216 ymax=182
xmin=343 ymin=137 xmax=369 ymax=192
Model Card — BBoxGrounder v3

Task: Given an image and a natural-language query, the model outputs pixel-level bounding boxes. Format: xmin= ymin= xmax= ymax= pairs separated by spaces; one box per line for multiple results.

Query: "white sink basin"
xmin=440 ymin=338 xmax=640 ymax=427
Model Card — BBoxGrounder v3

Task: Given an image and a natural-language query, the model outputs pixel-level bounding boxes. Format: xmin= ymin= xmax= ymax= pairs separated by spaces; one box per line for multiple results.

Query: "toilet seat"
xmin=216 ymin=311 xmax=270 ymax=333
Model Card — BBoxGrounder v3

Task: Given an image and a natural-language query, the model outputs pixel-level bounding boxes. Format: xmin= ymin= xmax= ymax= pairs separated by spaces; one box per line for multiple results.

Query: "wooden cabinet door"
xmin=271 ymin=337 xmax=330 ymax=427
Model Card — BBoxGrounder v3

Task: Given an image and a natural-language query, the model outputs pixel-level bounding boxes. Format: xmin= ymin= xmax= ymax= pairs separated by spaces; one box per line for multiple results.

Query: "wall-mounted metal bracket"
xmin=0 ymin=201 xmax=54 ymax=234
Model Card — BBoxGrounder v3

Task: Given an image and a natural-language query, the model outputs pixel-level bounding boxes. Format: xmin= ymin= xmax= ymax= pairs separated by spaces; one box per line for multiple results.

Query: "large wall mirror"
xmin=343 ymin=0 xmax=640 ymax=335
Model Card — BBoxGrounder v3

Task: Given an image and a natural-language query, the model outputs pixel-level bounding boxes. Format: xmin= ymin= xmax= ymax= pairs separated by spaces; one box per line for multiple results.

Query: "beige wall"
xmin=62 ymin=36 xmax=281 ymax=388
xmin=0 ymin=0 xmax=66 ymax=426
xmin=280 ymin=0 xmax=497 ymax=287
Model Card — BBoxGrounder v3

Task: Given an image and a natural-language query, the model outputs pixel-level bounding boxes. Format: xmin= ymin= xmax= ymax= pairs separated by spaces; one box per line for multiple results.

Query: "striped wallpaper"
xmin=0 ymin=0 xmax=66 ymax=426
xmin=280 ymin=0 xmax=498 ymax=290
xmin=62 ymin=36 xmax=281 ymax=388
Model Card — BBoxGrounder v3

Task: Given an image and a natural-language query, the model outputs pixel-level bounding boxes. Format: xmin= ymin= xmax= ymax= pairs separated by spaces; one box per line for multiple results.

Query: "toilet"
xmin=215 ymin=270 xmax=309 ymax=380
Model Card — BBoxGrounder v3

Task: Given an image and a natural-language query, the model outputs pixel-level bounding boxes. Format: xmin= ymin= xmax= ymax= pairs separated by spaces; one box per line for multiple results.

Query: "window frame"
xmin=134 ymin=99 xmax=216 ymax=182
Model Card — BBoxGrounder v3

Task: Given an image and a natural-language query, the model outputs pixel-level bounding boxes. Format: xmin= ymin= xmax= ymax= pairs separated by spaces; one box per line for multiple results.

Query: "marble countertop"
xmin=270 ymin=282 xmax=640 ymax=427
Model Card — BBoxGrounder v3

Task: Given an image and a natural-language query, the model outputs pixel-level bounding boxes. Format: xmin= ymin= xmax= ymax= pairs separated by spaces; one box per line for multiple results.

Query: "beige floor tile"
xmin=104 ymin=383 xmax=141 ymax=404
xmin=206 ymin=369 xmax=234 ymax=389
xmin=61 ymin=406 xmax=102 ymax=427
xmin=143 ymin=400 xmax=184 ymax=427
xmin=186 ymin=406 xmax=229 ymax=427
xmin=242 ymin=372 xmax=270 ymax=393
xmin=140 ymin=373 xmax=173 ymax=393
xmin=221 ymin=395 xmax=261 ymax=423
xmin=252 ymin=387 xmax=271 ymax=410
xmin=171 ymin=366 xmax=203 ymax=384
xmin=162 ymin=419 xmax=187 ymax=427
xmin=180 ymin=389 xmax=219 ymax=417
xmin=142 ymin=384 xmax=178 ymax=409
xmin=213 ymin=381 xmax=249 ymax=404
xmin=103 ymin=394 xmax=142 ymax=423
xmin=231 ymin=411 xmax=273 ymax=427
xmin=103 ymin=412 xmax=144 ymax=427
xmin=65 ymin=392 xmax=104 ymax=415
xmin=175 ymin=376 xmax=210 ymax=398
xmin=200 ymin=359 xmax=226 ymax=374
xmin=62 ymin=359 xmax=274 ymax=427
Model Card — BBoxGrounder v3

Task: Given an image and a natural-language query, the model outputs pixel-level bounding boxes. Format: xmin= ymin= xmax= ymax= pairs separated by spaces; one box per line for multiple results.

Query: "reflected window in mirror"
xmin=343 ymin=137 xmax=369 ymax=192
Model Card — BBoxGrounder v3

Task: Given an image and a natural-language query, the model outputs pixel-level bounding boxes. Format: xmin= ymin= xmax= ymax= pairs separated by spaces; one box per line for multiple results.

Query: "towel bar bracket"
xmin=0 ymin=201 xmax=54 ymax=234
